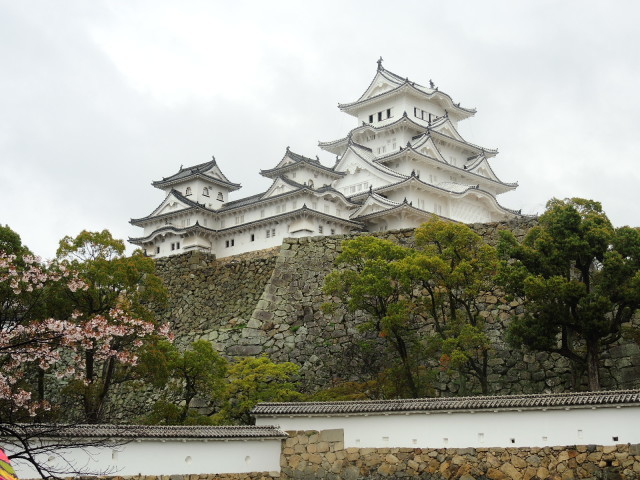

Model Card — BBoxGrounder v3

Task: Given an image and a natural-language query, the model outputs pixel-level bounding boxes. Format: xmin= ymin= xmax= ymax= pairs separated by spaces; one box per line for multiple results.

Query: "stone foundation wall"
xmin=154 ymin=246 xmax=280 ymax=347
xmin=281 ymin=429 xmax=640 ymax=480
xmin=152 ymin=219 xmax=640 ymax=396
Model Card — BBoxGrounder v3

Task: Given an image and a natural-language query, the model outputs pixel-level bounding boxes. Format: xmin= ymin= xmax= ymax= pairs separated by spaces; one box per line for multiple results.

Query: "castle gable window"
xmin=217 ymin=192 xmax=223 ymax=201
xmin=203 ymin=187 xmax=210 ymax=197
xmin=185 ymin=187 xmax=192 ymax=196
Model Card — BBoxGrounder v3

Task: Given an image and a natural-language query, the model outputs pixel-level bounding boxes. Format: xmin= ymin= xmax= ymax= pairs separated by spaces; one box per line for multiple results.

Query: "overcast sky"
xmin=2 ymin=1 xmax=639 ymax=259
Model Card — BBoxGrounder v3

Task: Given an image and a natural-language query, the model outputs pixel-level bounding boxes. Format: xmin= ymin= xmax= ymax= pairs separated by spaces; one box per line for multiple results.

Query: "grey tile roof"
xmin=252 ymin=389 xmax=640 ymax=416
xmin=339 ymin=65 xmax=476 ymax=116
xmin=4 ymin=424 xmax=287 ymax=440
xmin=153 ymin=159 xmax=241 ymax=190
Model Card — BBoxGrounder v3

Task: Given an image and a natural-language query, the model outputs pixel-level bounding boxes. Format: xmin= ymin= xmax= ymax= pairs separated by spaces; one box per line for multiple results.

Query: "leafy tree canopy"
xmin=138 ymin=340 xmax=226 ymax=425
xmin=498 ymin=198 xmax=640 ymax=391
xmin=323 ymin=220 xmax=499 ymax=396
xmin=212 ymin=356 xmax=302 ymax=425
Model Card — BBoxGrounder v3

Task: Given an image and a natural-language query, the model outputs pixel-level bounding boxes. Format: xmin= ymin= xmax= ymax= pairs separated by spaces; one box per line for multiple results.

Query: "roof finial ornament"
xmin=377 ymin=56 xmax=384 ymax=70
xmin=429 ymin=79 xmax=435 ymax=89
xmin=369 ymin=185 xmax=373 ymax=193
xmin=286 ymin=146 xmax=290 ymax=151
xmin=316 ymin=155 xmax=320 ymax=161
xmin=211 ymin=155 xmax=216 ymax=165
xmin=179 ymin=164 xmax=183 ymax=171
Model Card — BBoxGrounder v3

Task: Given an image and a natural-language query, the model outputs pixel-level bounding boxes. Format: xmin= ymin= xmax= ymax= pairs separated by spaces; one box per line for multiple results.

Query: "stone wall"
xmin=154 ymin=246 xmax=281 ymax=347
xmin=153 ymin=218 xmax=640 ymax=396
xmin=280 ymin=429 xmax=640 ymax=480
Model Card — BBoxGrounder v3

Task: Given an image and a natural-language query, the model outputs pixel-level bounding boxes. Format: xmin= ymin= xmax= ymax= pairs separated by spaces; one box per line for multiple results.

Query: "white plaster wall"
xmin=14 ymin=438 xmax=282 ymax=479
xmin=355 ymin=97 xmax=399 ymax=126
xmin=256 ymin=406 xmax=640 ymax=449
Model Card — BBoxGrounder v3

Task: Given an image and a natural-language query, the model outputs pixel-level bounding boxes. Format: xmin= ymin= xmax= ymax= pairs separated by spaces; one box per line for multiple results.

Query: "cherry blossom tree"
xmin=0 ymin=228 xmax=171 ymax=477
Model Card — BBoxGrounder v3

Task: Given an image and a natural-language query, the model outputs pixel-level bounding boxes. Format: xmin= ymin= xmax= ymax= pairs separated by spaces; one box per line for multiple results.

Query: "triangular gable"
xmin=202 ymin=163 xmax=232 ymax=184
xmin=334 ymin=146 xmax=405 ymax=183
xmin=149 ymin=191 xmax=194 ymax=218
xmin=432 ymin=118 xmax=466 ymax=142
xmin=411 ymin=135 xmax=447 ymax=163
xmin=466 ymin=157 xmax=502 ymax=182
xmin=261 ymin=177 xmax=303 ymax=200
xmin=269 ymin=149 xmax=301 ymax=170
xmin=356 ymin=70 xmax=404 ymax=103
xmin=349 ymin=194 xmax=398 ymax=218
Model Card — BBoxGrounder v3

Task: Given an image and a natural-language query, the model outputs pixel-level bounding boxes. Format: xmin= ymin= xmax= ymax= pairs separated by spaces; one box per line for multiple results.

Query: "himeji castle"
xmin=130 ymin=59 xmax=519 ymax=258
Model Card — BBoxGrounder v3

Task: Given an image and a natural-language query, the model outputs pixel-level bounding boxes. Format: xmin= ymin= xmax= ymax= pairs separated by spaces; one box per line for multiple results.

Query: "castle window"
xmin=377 ymin=111 xmax=382 ymax=121
xmin=156 ymin=246 xmax=160 ymax=254
xmin=203 ymin=187 xmax=209 ymax=197
xmin=271 ymin=228 xmax=276 ymax=237
xmin=318 ymin=225 xmax=323 ymax=234
xmin=368 ymin=114 xmax=373 ymax=123
xmin=171 ymin=243 xmax=175 ymax=251
xmin=250 ymin=234 xmax=255 ymax=242
xmin=176 ymin=242 xmax=180 ymax=249
xmin=386 ymin=108 xmax=391 ymax=119
xmin=235 ymin=215 xmax=244 ymax=225
xmin=185 ymin=187 xmax=192 ymax=196
xmin=217 ymin=192 xmax=223 ymax=201
xmin=266 ymin=229 xmax=270 ymax=238
xmin=308 ymin=179 xmax=314 ymax=188
xmin=330 ymin=228 xmax=335 ymax=235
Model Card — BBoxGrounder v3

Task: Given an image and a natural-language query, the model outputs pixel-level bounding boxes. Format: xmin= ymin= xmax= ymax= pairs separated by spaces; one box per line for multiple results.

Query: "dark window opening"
xmin=386 ymin=108 xmax=391 ymax=118
xmin=250 ymin=234 xmax=255 ymax=242
xmin=368 ymin=114 xmax=373 ymax=123
xmin=377 ymin=111 xmax=382 ymax=121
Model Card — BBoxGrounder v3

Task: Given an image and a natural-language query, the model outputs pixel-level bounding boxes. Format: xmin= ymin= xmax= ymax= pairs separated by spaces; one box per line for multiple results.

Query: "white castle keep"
xmin=130 ymin=59 xmax=519 ymax=258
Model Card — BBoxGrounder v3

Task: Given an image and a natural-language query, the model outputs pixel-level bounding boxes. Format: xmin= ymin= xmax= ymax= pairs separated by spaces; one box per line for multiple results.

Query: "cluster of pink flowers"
xmin=0 ymin=252 xmax=171 ymax=416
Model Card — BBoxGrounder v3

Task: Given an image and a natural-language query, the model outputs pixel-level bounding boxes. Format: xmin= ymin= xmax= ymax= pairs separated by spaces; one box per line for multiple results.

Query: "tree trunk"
xmin=392 ymin=330 xmax=418 ymax=397
xmin=586 ymin=338 xmax=601 ymax=391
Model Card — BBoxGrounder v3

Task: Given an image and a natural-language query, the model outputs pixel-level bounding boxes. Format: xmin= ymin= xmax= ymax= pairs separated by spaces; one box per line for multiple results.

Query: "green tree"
xmin=498 ymin=198 xmax=640 ymax=391
xmin=410 ymin=220 xmax=498 ymax=394
xmin=323 ymin=236 xmax=428 ymax=397
xmin=51 ymin=230 xmax=168 ymax=423
xmin=323 ymin=222 xmax=498 ymax=396
xmin=0 ymin=225 xmax=29 ymax=257
xmin=213 ymin=357 xmax=301 ymax=425
xmin=138 ymin=340 xmax=226 ymax=425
